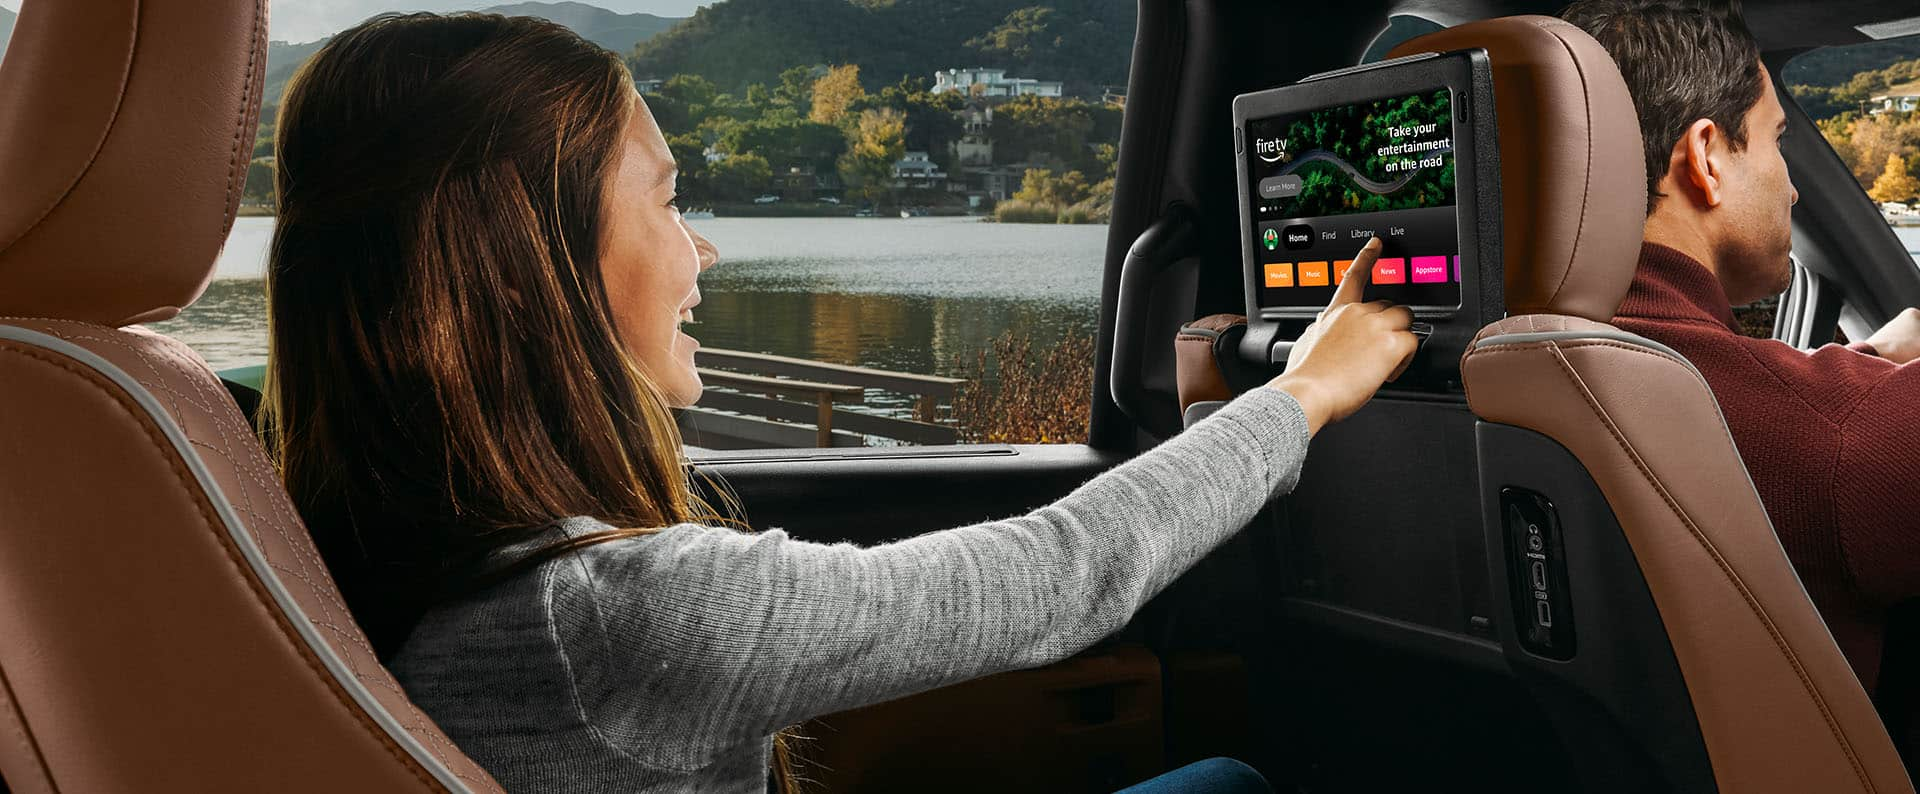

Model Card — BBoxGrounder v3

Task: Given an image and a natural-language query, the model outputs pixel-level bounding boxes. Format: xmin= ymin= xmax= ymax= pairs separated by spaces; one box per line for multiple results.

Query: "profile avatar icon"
xmin=1262 ymin=228 xmax=1279 ymax=251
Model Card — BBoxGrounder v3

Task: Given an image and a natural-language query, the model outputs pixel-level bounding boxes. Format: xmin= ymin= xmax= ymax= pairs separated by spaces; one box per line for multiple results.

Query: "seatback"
xmin=0 ymin=2 xmax=502 ymax=791
xmin=1174 ymin=15 xmax=1912 ymax=793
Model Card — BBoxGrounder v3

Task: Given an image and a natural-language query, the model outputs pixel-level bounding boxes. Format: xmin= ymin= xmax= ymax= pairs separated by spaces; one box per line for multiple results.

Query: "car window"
xmin=1783 ymin=32 xmax=1920 ymax=262
xmin=139 ymin=0 xmax=1134 ymax=451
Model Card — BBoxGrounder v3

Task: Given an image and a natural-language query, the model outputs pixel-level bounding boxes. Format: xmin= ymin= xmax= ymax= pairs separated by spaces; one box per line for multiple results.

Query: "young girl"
xmin=264 ymin=13 xmax=1415 ymax=793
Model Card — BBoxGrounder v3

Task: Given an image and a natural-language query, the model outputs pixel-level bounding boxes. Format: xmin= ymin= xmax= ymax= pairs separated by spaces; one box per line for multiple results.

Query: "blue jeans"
xmin=1116 ymin=757 xmax=1274 ymax=793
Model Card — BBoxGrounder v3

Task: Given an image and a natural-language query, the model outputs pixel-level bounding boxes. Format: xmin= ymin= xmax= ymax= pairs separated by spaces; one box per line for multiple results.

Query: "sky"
xmin=0 ymin=2 xmax=713 ymax=44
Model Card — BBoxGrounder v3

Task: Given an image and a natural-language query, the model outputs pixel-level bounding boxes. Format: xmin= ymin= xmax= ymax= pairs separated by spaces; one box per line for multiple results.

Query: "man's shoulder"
xmin=1613 ymin=313 xmax=1895 ymax=422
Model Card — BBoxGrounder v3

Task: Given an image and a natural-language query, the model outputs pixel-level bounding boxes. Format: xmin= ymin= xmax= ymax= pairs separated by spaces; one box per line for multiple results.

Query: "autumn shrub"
xmin=993 ymin=199 xmax=1060 ymax=223
xmin=952 ymin=331 xmax=1094 ymax=444
xmin=1056 ymin=205 xmax=1095 ymax=224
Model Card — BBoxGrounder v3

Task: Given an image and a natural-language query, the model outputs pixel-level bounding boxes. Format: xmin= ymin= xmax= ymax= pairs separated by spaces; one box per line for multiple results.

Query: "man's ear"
xmin=1675 ymin=118 xmax=1725 ymax=208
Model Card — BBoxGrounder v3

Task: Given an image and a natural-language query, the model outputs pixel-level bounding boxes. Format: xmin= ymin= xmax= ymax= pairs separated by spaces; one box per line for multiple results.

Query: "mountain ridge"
xmin=260 ymin=2 xmax=686 ymax=113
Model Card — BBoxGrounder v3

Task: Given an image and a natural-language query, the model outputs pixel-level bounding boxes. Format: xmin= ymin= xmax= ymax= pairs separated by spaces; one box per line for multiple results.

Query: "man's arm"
xmin=1833 ymin=363 xmax=1920 ymax=606
xmin=1856 ymin=308 xmax=1920 ymax=364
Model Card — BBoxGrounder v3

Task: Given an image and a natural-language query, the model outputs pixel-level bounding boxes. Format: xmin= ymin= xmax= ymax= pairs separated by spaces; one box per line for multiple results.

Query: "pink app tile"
xmin=1411 ymin=256 xmax=1449 ymax=284
xmin=1372 ymin=258 xmax=1406 ymax=284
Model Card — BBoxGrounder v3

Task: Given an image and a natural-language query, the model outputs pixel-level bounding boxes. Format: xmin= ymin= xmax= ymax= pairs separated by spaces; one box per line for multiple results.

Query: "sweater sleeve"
xmin=1833 ymin=362 xmax=1920 ymax=606
xmin=558 ymin=386 xmax=1309 ymax=770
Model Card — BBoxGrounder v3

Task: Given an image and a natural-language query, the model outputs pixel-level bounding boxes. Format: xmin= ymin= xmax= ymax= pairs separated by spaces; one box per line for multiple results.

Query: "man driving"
xmin=1563 ymin=0 xmax=1920 ymax=754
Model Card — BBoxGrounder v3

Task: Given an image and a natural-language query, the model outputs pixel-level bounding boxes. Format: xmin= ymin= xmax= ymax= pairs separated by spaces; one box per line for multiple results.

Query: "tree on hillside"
xmin=664 ymin=74 xmax=719 ymax=110
xmin=966 ymin=6 xmax=1054 ymax=61
xmin=244 ymin=158 xmax=276 ymax=206
xmin=626 ymin=0 xmax=1135 ymax=98
xmin=847 ymin=76 xmax=964 ymax=170
xmin=1846 ymin=112 xmax=1920 ymax=186
xmin=1818 ymin=113 xmax=1860 ymax=172
xmin=838 ymin=108 xmax=906 ymax=205
xmin=991 ymin=95 xmax=1118 ymax=173
xmin=745 ymin=83 xmax=773 ymax=111
xmin=708 ymin=152 xmax=772 ymax=201
xmin=775 ymin=65 xmax=818 ymax=111
xmin=721 ymin=116 xmax=847 ymax=173
xmin=1870 ymin=153 xmax=1920 ymax=203
xmin=666 ymin=133 xmax=710 ymax=204
xmin=811 ymin=65 xmax=866 ymax=125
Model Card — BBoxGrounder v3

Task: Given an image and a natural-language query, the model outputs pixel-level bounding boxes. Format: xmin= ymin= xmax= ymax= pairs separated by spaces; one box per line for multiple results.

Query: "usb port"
xmin=1530 ymin=560 xmax=1548 ymax=591
xmin=1535 ymin=598 xmax=1553 ymax=628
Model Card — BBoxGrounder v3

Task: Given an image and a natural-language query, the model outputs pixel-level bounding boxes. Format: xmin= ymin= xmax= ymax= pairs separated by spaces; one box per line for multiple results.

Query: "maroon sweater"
xmin=1613 ymin=242 xmax=1920 ymax=693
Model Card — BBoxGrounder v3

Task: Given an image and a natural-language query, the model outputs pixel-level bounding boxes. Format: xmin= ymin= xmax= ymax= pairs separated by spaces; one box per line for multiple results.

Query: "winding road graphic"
xmin=1276 ymin=146 xmax=1451 ymax=195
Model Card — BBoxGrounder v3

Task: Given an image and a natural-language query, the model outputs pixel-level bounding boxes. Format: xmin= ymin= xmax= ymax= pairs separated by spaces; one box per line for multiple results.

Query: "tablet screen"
xmin=1246 ymin=88 xmax=1461 ymax=311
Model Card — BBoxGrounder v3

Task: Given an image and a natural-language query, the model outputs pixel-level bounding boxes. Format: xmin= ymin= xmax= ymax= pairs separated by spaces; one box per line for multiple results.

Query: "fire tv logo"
xmin=1253 ymin=136 xmax=1288 ymax=163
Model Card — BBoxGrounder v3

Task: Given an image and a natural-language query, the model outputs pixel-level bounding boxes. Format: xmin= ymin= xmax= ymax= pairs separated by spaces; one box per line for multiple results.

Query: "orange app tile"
xmin=1263 ymin=262 xmax=1294 ymax=288
xmin=1333 ymin=259 xmax=1354 ymax=284
xmin=1297 ymin=261 xmax=1330 ymax=287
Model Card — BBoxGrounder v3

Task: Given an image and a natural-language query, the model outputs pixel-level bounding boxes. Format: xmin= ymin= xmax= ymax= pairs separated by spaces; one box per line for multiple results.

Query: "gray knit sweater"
xmin=389 ymin=386 xmax=1310 ymax=792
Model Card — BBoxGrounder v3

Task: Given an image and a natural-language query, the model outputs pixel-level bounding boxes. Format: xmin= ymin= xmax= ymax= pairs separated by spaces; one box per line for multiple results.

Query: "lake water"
xmin=149 ymin=218 xmax=1920 ymax=375
xmin=154 ymin=215 xmax=1110 ymax=375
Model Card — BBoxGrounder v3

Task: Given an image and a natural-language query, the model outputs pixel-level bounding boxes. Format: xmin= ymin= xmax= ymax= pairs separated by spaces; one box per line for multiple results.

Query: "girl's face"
xmin=599 ymin=91 xmax=717 ymax=408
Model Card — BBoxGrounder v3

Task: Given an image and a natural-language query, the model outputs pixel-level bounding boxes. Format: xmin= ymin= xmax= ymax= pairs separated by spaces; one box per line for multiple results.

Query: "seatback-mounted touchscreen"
xmin=1233 ymin=49 xmax=1501 ymax=385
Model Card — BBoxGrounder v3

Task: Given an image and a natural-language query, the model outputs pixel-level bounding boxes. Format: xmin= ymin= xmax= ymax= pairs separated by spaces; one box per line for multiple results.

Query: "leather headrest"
xmin=0 ymin=0 xmax=267 ymax=326
xmin=1390 ymin=16 xmax=1646 ymax=321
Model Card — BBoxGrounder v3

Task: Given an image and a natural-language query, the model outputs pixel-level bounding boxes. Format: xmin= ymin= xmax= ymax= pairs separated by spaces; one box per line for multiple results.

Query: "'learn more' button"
xmin=1264 ymin=262 xmax=1294 ymax=288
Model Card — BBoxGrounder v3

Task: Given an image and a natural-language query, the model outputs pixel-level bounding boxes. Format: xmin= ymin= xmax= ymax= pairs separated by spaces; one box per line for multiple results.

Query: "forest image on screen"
xmin=1258 ymin=88 xmax=1454 ymax=217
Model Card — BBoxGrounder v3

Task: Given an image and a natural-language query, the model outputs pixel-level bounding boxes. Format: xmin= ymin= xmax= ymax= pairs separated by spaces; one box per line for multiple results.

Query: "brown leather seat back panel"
xmin=0 ymin=0 xmax=506 ymax=787
xmin=1464 ymin=314 xmax=1912 ymax=794
xmin=0 ymin=319 xmax=502 ymax=793
xmin=1390 ymin=16 xmax=1646 ymax=321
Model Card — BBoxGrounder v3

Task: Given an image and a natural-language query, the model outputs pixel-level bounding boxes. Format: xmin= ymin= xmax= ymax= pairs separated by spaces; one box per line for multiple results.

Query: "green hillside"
xmin=1785 ymin=38 xmax=1920 ymax=121
xmin=628 ymin=0 xmax=1134 ymax=96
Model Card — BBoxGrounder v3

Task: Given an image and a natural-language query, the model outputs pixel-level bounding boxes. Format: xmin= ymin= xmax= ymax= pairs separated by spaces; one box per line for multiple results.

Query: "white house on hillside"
xmin=1868 ymin=80 xmax=1920 ymax=115
xmin=893 ymin=151 xmax=947 ymax=188
xmin=931 ymin=68 xmax=1064 ymax=98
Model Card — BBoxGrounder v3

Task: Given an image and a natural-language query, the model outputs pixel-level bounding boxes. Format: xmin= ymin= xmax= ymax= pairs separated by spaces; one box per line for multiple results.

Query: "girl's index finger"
xmin=1329 ymin=237 xmax=1383 ymax=308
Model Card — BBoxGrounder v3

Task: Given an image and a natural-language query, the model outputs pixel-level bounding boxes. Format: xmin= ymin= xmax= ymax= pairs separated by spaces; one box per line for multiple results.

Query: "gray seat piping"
xmin=0 ymin=323 xmax=472 ymax=793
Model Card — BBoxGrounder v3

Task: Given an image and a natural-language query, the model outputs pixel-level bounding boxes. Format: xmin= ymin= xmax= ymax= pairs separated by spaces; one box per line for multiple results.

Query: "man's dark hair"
xmin=1562 ymin=0 xmax=1765 ymax=212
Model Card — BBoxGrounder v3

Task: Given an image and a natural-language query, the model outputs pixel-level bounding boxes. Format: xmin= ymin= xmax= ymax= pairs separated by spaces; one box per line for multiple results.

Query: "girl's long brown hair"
xmin=264 ymin=19 xmax=810 ymax=785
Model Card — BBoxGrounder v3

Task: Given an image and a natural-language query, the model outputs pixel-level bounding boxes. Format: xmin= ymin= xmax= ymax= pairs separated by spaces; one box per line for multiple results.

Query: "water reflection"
xmin=150 ymin=216 xmax=1106 ymax=378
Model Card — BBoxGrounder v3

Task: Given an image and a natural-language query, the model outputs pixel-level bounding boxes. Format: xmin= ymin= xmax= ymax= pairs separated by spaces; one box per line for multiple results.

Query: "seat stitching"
xmin=222 ymin=0 xmax=266 ymax=236
xmin=1 ymin=343 xmax=443 ymax=790
xmin=1481 ymin=339 xmax=1874 ymax=792
xmin=9 ymin=323 xmax=486 ymax=784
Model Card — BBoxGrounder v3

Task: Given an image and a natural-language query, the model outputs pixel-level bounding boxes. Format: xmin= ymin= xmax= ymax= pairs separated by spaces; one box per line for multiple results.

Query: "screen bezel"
xmin=1233 ymin=51 xmax=1485 ymax=320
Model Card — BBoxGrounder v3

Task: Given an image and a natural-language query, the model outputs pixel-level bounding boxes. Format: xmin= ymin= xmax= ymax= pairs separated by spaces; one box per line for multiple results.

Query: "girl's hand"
xmin=1265 ymin=237 xmax=1419 ymax=434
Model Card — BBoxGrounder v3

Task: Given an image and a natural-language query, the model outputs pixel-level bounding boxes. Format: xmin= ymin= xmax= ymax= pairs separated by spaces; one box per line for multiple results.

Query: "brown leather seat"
xmin=0 ymin=2 xmax=502 ymax=790
xmin=1176 ymin=15 xmax=1913 ymax=793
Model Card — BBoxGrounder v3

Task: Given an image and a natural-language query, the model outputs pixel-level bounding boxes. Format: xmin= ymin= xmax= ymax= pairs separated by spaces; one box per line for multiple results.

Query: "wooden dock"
xmin=676 ymin=348 xmax=966 ymax=450
xmin=216 ymin=349 xmax=968 ymax=451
